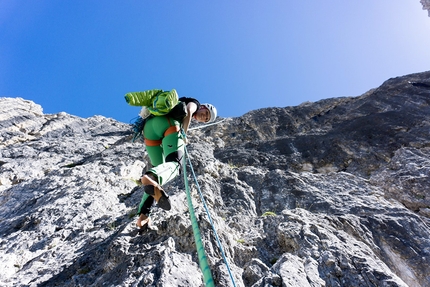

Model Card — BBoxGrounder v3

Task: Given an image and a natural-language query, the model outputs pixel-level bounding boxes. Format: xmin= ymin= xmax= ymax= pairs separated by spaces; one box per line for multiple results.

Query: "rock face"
xmin=422 ymin=0 xmax=430 ymax=16
xmin=1 ymin=71 xmax=430 ymax=287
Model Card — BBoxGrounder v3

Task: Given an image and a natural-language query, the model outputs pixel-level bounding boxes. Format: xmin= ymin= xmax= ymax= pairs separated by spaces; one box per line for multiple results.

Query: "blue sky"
xmin=1 ymin=1 xmax=430 ymax=123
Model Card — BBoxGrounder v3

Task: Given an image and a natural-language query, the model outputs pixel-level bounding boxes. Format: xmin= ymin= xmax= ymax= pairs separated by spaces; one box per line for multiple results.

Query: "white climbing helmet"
xmin=201 ymin=103 xmax=217 ymax=123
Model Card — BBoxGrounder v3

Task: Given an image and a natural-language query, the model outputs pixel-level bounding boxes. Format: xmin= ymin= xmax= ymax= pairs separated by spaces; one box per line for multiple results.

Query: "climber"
xmin=136 ymin=97 xmax=217 ymax=228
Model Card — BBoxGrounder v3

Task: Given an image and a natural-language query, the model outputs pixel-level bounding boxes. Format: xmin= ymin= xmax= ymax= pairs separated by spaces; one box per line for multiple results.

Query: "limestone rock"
xmin=421 ymin=0 xmax=430 ymax=16
xmin=1 ymin=70 xmax=430 ymax=287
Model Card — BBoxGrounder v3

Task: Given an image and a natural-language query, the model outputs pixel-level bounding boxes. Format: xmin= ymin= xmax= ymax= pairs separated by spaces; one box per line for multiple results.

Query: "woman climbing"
xmin=135 ymin=95 xmax=217 ymax=228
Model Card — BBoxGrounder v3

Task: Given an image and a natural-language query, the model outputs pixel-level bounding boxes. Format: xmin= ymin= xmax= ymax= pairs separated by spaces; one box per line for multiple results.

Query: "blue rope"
xmin=184 ymin=145 xmax=237 ymax=287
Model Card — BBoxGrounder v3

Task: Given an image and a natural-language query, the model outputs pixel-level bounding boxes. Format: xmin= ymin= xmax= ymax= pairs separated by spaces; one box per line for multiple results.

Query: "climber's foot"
xmin=154 ymin=186 xmax=171 ymax=211
xmin=136 ymin=214 xmax=150 ymax=228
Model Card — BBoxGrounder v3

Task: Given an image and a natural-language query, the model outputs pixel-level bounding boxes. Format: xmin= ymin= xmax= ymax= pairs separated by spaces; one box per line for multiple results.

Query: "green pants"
xmin=137 ymin=116 xmax=184 ymax=215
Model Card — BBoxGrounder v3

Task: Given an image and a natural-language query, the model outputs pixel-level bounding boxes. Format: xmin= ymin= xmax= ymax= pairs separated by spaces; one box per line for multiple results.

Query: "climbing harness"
xmin=182 ymin=144 xmax=237 ymax=287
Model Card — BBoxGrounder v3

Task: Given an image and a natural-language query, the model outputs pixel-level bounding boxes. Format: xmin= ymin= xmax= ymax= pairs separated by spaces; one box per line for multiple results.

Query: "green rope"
xmin=182 ymin=155 xmax=215 ymax=287
xmin=184 ymin=146 xmax=237 ymax=287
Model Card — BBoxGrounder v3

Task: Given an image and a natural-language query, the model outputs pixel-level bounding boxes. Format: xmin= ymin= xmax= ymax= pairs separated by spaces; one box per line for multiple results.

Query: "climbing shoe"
xmin=155 ymin=187 xmax=171 ymax=211
xmin=136 ymin=214 xmax=150 ymax=229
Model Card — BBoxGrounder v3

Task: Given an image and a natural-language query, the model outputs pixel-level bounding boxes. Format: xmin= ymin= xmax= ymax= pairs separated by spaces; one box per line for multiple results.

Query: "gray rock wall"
xmin=1 ymin=71 xmax=429 ymax=286
xmin=422 ymin=0 xmax=430 ymax=16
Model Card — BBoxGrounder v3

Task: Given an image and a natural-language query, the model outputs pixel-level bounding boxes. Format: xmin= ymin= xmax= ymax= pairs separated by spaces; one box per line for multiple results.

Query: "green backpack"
xmin=126 ymin=89 xmax=187 ymax=142
xmin=125 ymin=89 xmax=179 ymax=116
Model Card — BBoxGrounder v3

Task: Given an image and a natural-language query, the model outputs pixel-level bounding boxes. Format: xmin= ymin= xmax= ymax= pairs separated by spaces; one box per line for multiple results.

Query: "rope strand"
xmin=188 ymin=118 xmax=227 ymax=131
xmin=184 ymin=145 xmax=237 ymax=287
xmin=182 ymin=151 xmax=215 ymax=287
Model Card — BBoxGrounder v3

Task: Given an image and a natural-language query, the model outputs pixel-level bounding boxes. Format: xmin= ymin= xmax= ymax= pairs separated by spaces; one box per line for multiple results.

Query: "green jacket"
xmin=124 ymin=89 xmax=163 ymax=106
xmin=125 ymin=89 xmax=179 ymax=116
